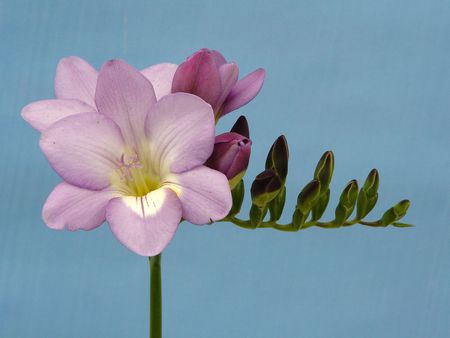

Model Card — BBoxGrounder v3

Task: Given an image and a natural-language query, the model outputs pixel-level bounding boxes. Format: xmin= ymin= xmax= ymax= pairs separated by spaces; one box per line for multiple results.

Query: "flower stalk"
xmin=149 ymin=254 xmax=162 ymax=338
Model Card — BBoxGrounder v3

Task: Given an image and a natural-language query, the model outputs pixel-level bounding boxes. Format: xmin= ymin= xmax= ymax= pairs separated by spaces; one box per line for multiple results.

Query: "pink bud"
xmin=172 ymin=48 xmax=265 ymax=119
xmin=206 ymin=116 xmax=251 ymax=188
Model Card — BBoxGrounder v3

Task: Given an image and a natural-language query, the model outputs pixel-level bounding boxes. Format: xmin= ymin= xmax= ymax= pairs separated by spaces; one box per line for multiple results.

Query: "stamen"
xmin=118 ymin=150 xmax=143 ymax=181
xmin=112 ymin=149 xmax=160 ymax=197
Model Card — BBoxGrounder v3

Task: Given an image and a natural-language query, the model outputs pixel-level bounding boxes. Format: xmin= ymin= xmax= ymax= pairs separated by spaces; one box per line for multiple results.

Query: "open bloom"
xmin=21 ymin=56 xmax=178 ymax=132
xmin=206 ymin=116 xmax=252 ymax=189
xmin=28 ymin=60 xmax=232 ymax=256
xmin=172 ymin=48 xmax=265 ymax=120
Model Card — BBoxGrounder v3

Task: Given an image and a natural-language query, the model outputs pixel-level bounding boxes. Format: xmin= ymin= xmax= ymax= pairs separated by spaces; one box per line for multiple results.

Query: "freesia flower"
xmin=27 ymin=60 xmax=232 ymax=256
xmin=171 ymin=48 xmax=265 ymax=120
xmin=21 ymin=56 xmax=178 ymax=132
xmin=206 ymin=116 xmax=252 ymax=189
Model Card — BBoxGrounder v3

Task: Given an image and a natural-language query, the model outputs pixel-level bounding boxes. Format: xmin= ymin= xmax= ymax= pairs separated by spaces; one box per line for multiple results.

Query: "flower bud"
xmin=172 ymin=48 xmax=265 ymax=119
xmin=334 ymin=180 xmax=358 ymax=225
xmin=206 ymin=116 xmax=251 ymax=189
xmin=356 ymin=169 xmax=379 ymax=220
xmin=381 ymin=199 xmax=410 ymax=226
xmin=296 ymin=179 xmax=321 ymax=215
xmin=250 ymin=169 xmax=282 ymax=207
xmin=313 ymin=151 xmax=334 ymax=194
xmin=265 ymin=135 xmax=289 ymax=183
xmin=362 ymin=169 xmax=379 ymax=197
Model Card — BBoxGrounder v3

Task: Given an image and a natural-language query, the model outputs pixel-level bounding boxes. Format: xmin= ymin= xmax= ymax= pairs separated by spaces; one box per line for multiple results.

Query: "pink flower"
xmin=206 ymin=116 xmax=252 ymax=188
xmin=25 ymin=60 xmax=232 ymax=256
xmin=21 ymin=56 xmax=178 ymax=132
xmin=171 ymin=48 xmax=265 ymax=119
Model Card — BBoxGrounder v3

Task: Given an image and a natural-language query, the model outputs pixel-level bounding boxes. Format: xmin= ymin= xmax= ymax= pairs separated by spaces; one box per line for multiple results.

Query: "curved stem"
xmin=149 ymin=254 xmax=162 ymax=338
xmin=221 ymin=216 xmax=371 ymax=231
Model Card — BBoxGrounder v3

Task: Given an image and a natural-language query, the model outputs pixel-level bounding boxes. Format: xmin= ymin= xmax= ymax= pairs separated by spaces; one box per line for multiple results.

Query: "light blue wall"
xmin=0 ymin=0 xmax=449 ymax=337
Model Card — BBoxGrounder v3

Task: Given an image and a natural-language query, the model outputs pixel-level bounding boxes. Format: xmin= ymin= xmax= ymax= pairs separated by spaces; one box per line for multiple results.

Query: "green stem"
xmin=149 ymin=254 xmax=162 ymax=338
xmin=221 ymin=216 xmax=375 ymax=231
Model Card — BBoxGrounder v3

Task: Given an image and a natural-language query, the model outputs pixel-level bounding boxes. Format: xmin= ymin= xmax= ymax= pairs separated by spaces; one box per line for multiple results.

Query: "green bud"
xmin=356 ymin=189 xmax=368 ymax=220
xmin=250 ymin=169 xmax=282 ymax=207
xmin=311 ymin=188 xmax=330 ymax=221
xmin=393 ymin=199 xmax=410 ymax=217
xmin=355 ymin=189 xmax=378 ymax=220
xmin=313 ymin=151 xmax=334 ymax=194
xmin=380 ymin=208 xmax=396 ymax=226
xmin=334 ymin=180 xmax=358 ymax=225
xmin=265 ymin=135 xmax=289 ymax=183
xmin=363 ymin=169 xmax=379 ymax=197
xmin=381 ymin=200 xmax=410 ymax=226
xmin=296 ymin=180 xmax=321 ymax=214
xmin=228 ymin=180 xmax=245 ymax=216
xmin=268 ymin=186 xmax=286 ymax=221
xmin=366 ymin=194 xmax=378 ymax=215
xmin=340 ymin=180 xmax=358 ymax=208
xmin=249 ymin=204 xmax=265 ymax=228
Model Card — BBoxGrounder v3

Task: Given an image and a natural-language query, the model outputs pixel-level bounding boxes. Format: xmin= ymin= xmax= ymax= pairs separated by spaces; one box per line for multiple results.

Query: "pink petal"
xmin=210 ymin=49 xmax=227 ymax=66
xmin=215 ymin=63 xmax=239 ymax=112
xmin=171 ymin=50 xmax=223 ymax=108
xmin=140 ymin=63 xmax=178 ymax=100
xmin=54 ymin=56 xmax=98 ymax=108
xmin=95 ymin=59 xmax=157 ymax=145
xmin=21 ymin=99 xmax=95 ymax=132
xmin=106 ymin=188 xmax=182 ymax=256
xmin=163 ymin=166 xmax=232 ymax=224
xmin=40 ymin=112 xmax=125 ymax=190
xmin=145 ymin=93 xmax=215 ymax=174
xmin=221 ymin=68 xmax=266 ymax=116
xmin=43 ymin=182 xmax=116 ymax=231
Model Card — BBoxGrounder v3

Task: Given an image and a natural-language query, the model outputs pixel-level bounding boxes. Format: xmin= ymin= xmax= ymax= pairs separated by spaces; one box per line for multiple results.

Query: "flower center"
xmin=111 ymin=150 xmax=160 ymax=197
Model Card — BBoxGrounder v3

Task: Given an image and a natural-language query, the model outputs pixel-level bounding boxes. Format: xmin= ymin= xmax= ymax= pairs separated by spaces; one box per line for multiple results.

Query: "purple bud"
xmin=206 ymin=129 xmax=251 ymax=188
xmin=172 ymin=48 xmax=265 ymax=119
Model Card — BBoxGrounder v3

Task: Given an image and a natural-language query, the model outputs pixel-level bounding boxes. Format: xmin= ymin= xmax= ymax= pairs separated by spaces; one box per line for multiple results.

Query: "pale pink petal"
xmin=40 ymin=112 xmax=125 ymax=190
xmin=145 ymin=93 xmax=215 ymax=174
xmin=54 ymin=56 xmax=98 ymax=107
xmin=215 ymin=63 xmax=238 ymax=111
xmin=21 ymin=99 xmax=95 ymax=132
xmin=43 ymin=182 xmax=116 ymax=231
xmin=140 ymin=63 xmax=178 ymax=100
xmin=106 ymin=188 xmax=182 ymax=256
xmin=221 ymin=68 xmax=265 ymax=116
xmin=163 ymin=166 xmax=232 ymax=224
xmin=95 ymin=59 xmax=157 ymax=145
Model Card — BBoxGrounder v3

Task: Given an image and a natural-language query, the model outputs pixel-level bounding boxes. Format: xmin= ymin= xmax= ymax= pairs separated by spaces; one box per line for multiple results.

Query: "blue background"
xmin=1 ymin=0 xmax=449 ymax=337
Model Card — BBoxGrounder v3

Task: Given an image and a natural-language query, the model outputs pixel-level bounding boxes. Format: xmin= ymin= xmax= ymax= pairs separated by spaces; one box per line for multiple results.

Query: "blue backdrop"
xmin=1 ymin=0 xmax=449 ymax=337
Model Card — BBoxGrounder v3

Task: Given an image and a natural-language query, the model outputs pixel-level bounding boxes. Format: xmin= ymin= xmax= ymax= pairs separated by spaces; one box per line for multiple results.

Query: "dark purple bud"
xmin=250 ymin=169 xmax=282 ymax=207
xmin=230 ymin=115 xmax=250 ymax=138
xmin=206 ymin=129 xmax=251 ymax=189
xmin=265 ymin=135 xmax=289 ymax=183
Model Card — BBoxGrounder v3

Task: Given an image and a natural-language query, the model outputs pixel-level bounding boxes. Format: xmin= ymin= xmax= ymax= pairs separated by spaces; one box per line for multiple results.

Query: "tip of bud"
xmin=231 ymin=116 xmax=250 ymax=138
xmin=265 ymin=135 xmax=289 ymax=181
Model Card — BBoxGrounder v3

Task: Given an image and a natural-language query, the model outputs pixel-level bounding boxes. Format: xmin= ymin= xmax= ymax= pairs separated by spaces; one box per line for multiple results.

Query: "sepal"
xmin=228 ymin=179 xmax=245 ymax=216
xmin=268 ymin=186 xmax=286 ymax=221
